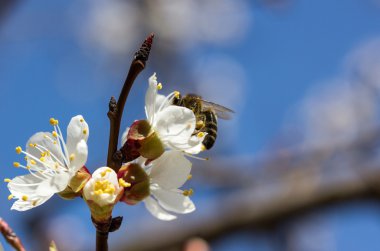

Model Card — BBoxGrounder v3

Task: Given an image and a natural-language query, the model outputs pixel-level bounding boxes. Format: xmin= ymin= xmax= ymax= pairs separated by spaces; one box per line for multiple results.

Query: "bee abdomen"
xmin=201 ymin=110 xmax=218 ymax=150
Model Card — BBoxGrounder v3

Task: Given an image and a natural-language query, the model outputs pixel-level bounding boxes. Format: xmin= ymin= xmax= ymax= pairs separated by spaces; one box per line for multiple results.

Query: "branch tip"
xmin=134 ymin=33 xmax=155 ymax=62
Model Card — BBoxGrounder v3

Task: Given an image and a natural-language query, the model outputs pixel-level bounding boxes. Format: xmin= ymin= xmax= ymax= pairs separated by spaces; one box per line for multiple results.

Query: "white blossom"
xmin=7 ymin=115 xmax=89 ymax=211
xmin=141 ymin=151 xmax=195 ymax=221
xmin=83 ymin=167 xmax=122 ymax=207
xmin=122 ymin=73 xmax=206 ymax=154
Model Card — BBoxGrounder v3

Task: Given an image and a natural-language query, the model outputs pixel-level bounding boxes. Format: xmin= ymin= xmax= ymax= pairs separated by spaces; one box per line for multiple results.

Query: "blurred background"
xmin=1 ymin=0 xmax=380 ymax=250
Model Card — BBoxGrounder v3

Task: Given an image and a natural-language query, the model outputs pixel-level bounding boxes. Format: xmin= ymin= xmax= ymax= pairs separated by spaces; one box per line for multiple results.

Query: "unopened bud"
xmin=83 ymin=167 xmax=123 ymax=223
xmin=118 ymin=163 xmax=150 ymax=205
xmin=121 ymin=120 xmax=164 ymax=162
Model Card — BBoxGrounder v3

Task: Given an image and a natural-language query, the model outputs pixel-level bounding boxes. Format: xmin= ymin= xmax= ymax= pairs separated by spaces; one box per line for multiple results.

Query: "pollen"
xmin=22 ymin=195 xmax=28 ymax=201
xmin=197 ymin=132 xmax=205 ymax=138
xmin=101 ymin=168 xmax=111 ymax=177
xmin=32 ymin=200 xmax=38 ymax=206
xmin=30 ymin=159 xmax=37 ymax=165
xmin=53 ymin=141 xmax=57 ymax=144
xmin=187 ymin=174 xmax=192 ymax=180
xmin=7 ymin=194 xmax=13 ymax=200
xmin=40 ymin=152 xmax=46 ymax=157
xmin=4 ymin=178 xmax=11 ymax=183
xmin=94 ymin=180 xmax=115 ymax=195
xmin=49 ymin=118 xmax=59 ymax=126
xmin=29 ymin=143 xmax=35 ymax=148
xmin=157 ymin=83 xmax=163 ymax=90
xmin=40 ymin=157 xmax=46 ymax=162
xmin=83 ymin=129 xmax=87 ymax=135
xmin=69 ymin=154 xmax=75 ymax=161
xmin=119 ymin=178 xmax=131 ymax=188
xmin=13 ymin=162 xmax=20 ymax=168
xmin=52 ymin=131 xmax=58 ymax=138
xmin=196 ymin=121 xmax=204 ymax=127
xmin=26 ymin=166 xmax=31 ymax=170
xmin=174 ymin=91 xmax=180 ymax=98
xmin=15 ymin=146 xmax=22 ymax=154
xmin=80 ymin=118 xmax=84 ymax=122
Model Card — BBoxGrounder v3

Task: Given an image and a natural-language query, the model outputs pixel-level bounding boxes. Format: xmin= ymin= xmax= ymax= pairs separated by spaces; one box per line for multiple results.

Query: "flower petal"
xmin=69 ymin=139 xmax=88 ymax=173
xmin=26 ymin=132 xmax=65 ymax=170
xmin=8 ymin=174 xmax=42 ymax=197
xmin=144 ymin=196 xmax=177 ymax=221
xmin=150 ymin=151 xmax=192 ymax=189
xmin=36 ymin=172 xmax=71 ymax=196
xmin=121 ymin=127 xmax=130 ymax=147
xmin=66 ymin=115 xmax=89 ymax=155
xmin=151 ymin=187 xmax=195 ymax=214
xmin=168 ymin=134 xmax=206 ymax=154
xmin=145 ymin=73 xmax=158 ymax=124
xmin=11 ymin=194 xmax=52 ymax=211
xmin=154 ymin=106 xmax=196 ymax=143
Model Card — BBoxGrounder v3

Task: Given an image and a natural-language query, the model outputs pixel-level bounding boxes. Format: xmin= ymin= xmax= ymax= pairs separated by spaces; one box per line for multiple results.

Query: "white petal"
xmin=121 ymin=127 xmax=130 ymax=146
xmin=69 ymin=139 xmax=88 ymax=173
xmin=168 ymin=135 xmax=205 ymax=154
xmin=150 ymin=151 xmax=192 ymax=189
xmin=152 ymin=188 xmax=195 ymax=214
xmin=11 ymin=194 xmax=52 ymax=211
xmin=145 ymin=73 xmax=158 ymax=124
xmin=144 ymin=196 xmax=177 ymax=221
xmin=154 ymin=106 xmax=196 ymax=143
xmin=92 ymin=167 xmax=118 ymax=186
xmin=36 ymin=172 xmax=71 ymax=196
xmin=26 ymin=132 xmax=65 ymax=169
xmin=8 ymin=174 xmax=42 ymax=197
xmin=66 ymin=115 xmax=89 ymax=155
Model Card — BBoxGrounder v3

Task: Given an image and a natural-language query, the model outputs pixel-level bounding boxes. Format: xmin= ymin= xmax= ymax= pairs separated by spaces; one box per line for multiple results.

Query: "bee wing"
xmin=200 ymin=100 xmax=235 ymax=120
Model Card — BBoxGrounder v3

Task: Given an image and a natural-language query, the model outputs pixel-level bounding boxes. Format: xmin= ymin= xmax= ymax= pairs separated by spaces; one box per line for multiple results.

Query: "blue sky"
xmin=1 ymin=0 xmax=380 ymax=250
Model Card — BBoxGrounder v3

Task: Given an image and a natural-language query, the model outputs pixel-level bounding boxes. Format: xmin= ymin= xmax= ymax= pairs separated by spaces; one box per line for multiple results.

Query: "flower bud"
xmin=121 ymin=120 xmax=164 ymax=162
xmin=83 ymin=167 xmax=123 ymax=223
xmin=118 ymin=163 xmax=150 ymax=205
xmin=58 ymin=166 xmax=91 ymax=200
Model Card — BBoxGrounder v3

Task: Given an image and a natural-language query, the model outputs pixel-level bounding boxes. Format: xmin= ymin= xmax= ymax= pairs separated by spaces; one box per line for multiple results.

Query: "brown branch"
xmin=0 ymin=218 xmax=25 ymax=251
xmin=107 ymin=33 xmax=154 ymax=171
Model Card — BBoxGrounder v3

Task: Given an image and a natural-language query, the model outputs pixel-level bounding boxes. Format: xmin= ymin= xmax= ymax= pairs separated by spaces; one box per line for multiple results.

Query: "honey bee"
xmin=172 ymin=93 xmax=234 ymax=150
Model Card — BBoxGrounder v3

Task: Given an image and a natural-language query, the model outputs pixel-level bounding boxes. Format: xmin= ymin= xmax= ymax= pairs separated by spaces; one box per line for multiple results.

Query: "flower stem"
xmin=107 ymin=33 xmax=154 ymax=172
xmin=0 ymin=218 xmax=25 ymax=251
xmin=96 ymin=230 xmax=109 ymax=251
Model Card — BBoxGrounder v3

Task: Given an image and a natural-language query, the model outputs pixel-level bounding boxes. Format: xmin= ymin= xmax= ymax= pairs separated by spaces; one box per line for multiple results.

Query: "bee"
xmin=172 ymin=93 xmax=234 ymax=150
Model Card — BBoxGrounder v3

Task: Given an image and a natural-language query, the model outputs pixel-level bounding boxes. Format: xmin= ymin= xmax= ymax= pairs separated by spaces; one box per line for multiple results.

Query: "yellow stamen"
xmin=29 ymin=143 xmax=35 ymax=148
xmin=183 ymin=189 xmax=194 ymax=196
xmin=32 ymin=200 xmax=38 ymax=206
xmin=40 ymin=157 xmax=46 ymax=162
xmin=7 ymin=194 xmax=13 ymax=200
xmin=157 ymin=83 xmax=163 ymax=90
xmin=197 ymin=132 xmax=205 ymax=138
xmin=83 ymin=129 xmax=87 ymax=135
xmin=4 ymin=178 xmax=11 ymax=183
xmin=15 ymin=146 xmax=22 ymax=154
xmin=196 ymin=120 xmax=204 ymax=127
xmin=174 ymin=91 xmax=180 ymax=98
xmin=49 ymin=118 xmax=59 ymax=126
xmin=30 ymin=159 xmax=36 ymax=165
xmin=80 ymin=118 xmax=84 ymax=122
xmin=13 ymin=162 xmax=20 ymax=168
xmin=22 ymin=195 xmax=28 ymax=201
xmin=53 ymin=141 xmax=57 ymax=144
xmin=24 ymin=156 xmax=28 ymax=161
xmin=201 ymin=145 xmax=206 ymax=151
xmin=187 ymin=174 xmax=192 ymax=180
xmin=69 ymin=154 xmax=75 ymax=161
xmin=26 ymin=166 xmax=31 ymax=170
xmin=119 ymin=178 xmax=131 ymax=188
xmin=40 ymin=152 xmax=46 ymax=157
xmin=101 ymin=168 xmax=111 ymax=177
xmin=94 ymin=179 xmax=115 ymax=195
xmin=52 ymin=131 xmax=58 ymax=138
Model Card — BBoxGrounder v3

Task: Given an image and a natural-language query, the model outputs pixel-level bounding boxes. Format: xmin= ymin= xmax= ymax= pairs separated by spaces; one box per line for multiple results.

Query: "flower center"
xmin=93 ymin=180 xmax=115 ymax=195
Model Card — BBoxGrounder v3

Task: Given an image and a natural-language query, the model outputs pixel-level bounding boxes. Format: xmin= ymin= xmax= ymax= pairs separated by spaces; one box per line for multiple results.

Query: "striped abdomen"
xmin=201 ymin=110 xmax=218 ymax=150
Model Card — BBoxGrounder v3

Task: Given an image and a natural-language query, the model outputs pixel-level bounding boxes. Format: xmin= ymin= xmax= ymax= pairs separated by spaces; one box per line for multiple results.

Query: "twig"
xmin=107 ymin=33 xmax=154 ymax=172
xmin=0 ymin=218 xmax=25 ymax=251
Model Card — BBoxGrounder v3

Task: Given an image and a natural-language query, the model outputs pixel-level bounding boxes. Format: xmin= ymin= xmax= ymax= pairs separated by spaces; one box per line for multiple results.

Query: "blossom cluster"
xmin=6 ymin=73 xmax=210 ymax=221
